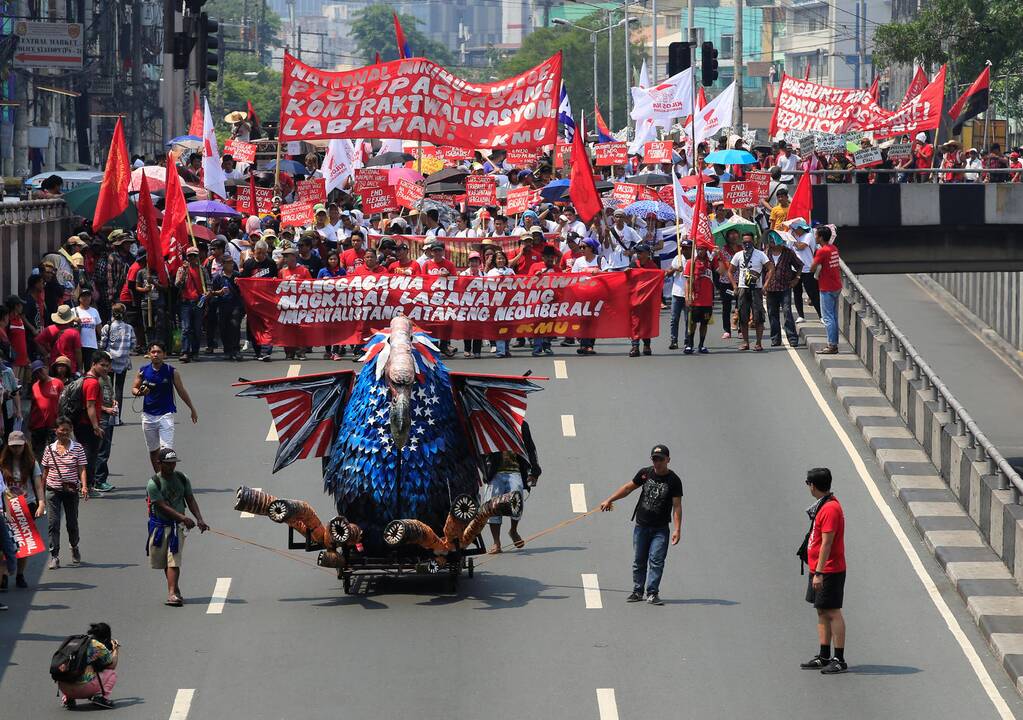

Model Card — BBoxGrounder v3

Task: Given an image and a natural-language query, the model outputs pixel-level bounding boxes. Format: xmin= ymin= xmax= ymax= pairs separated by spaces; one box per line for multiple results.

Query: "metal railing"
xmin=840 ymin=258 xmax=1023 ymax=502
xmin=0 ymin=199 xmax=69 ymax=226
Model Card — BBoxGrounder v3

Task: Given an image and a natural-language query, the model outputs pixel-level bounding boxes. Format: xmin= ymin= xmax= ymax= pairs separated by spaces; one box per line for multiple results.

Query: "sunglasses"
xmin=651 ymin=455 xmax=666 ymax=462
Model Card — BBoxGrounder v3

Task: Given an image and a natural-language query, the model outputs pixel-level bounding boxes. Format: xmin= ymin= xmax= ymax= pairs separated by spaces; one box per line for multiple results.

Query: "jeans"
xmin=820 ymin=290 xmax=841 ymax=346
xmin=532 ymin=337 xmax=551 ymax=354
xmin=0 ymin=512 xmax=18 ymax=575
xmin=669 ymin=296 xmax=687 ymax=343
xmin=495 ymin=339 xmax=509 ymax=355
xmin=73 ymin=425 xmax=100 ymax=488
xmin=632 ymin=524 xmax=669 ymax=595
xmin=792 ymin=273 xmax=820 ymax=319
xmin=46 ymin=489 xmax=80 ymax=557
xmin=179 ymin=300 xmax=201 ymax=355
xmin=766 ymin=289 xmax=799 ymax=345
xmin=204 ymin=300 xmax=220 ymax=350
xmin=463 ymin=339 xmax=482 ymax=355
xmin=113 ymin=370 xmax=127 ymax=423
xmin=219 ymin=303 xmax=243 ymax=355
xmin=94 ymin=416 xmax=115 ymax=486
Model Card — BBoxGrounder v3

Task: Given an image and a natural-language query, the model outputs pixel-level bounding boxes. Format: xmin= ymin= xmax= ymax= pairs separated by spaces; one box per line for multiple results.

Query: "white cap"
xmin=915 ymin=132 xmax=927 ymax=143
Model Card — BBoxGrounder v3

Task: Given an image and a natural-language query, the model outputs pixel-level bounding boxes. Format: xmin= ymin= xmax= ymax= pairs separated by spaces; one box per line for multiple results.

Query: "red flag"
xmin=804 ymin=63 xmax=811 ymax=81
xmin=697 ymin=86 xmax=708 ymax=111
xmin=135 ymin=173 xmax=168 ymax=284
xmin=568 ymin=115 xmax=602 ymax=224
xmin=241 ymin=173 xmax=256 ymax=214
xmin=901 ymin=66 xmax=928 ymax=104
xmin=867 ymin=75 xmax=879 ymax=102
xmin=393 ymin=12 xmax=411 ymax=59
xmin=246 ymin=99 xmax=262 ymax=140
xmin=188 ymin=92 xmax=203 ymax=137
xmin=374 ymin=52 xmax=381 ymax=64
xmin=92 ymin=117 xmax=130 ymax=230
xmin=688 ymin=179 xmax=716 ymax=250
xmin=787 ymin=169 xmax=813 ymax=224
xmin=949 ymin=64 xmax=991 ymax=134
xmin=160 ymin=152 xmax=189 ymax=273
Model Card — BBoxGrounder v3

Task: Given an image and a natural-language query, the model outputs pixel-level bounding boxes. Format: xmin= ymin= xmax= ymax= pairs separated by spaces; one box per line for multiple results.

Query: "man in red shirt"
xmin=527 ymin=245 xmax=561 ymax=276
xmin=911 ymin=132 xmax=934 ymax=183
xmin=684 ymin=244 xmax=715 ymax=353
xmin=387 ymin=243 xmax=421 ymax=276
xmin=810 ymin=226 xmax=842 ymax=354
xmin=75 ymin=350 xmax=112 ymax=495
xmin=350 ymin=251 xmax=387 ymax=276
xmin=511 ymin=231 xmax=546 ymax=273
xmin=341 ymin=230 xmax=368 ymax=271
xmin=422 ymin=243 xmax=457 ymax=276
xmin=800 ymin=467 xmax=847 ymax=674
xmin=29 ymin=359 xmax=64 ymax=457
xmin=175 ymin=246 xmax=208 ymax=363
xmin=278 ymin=247 xmax=312 ymax=281
xmin=35 ymin=305 xmax=83 ymax=373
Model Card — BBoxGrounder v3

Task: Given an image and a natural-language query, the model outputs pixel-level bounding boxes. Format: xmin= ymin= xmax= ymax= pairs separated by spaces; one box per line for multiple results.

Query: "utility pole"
xmin=608 ymin=10 xmax=614 ymax=129
xmin=216 ymin=22 xmax=225 ymax=117
xmin=298 ymin=26 xmax=302 ymax=60
xmin=735 ymin=0 xmax=743 ymax=128
xmin=688 ymin=0 xmax=695 ymax=46
xmin=651 ymin=0 xmax=657 ymax=85
xmin=853 ymin=0 xmax=861 ymax=88
xmin=74 ymin=0 xmax=90 ymax=165
xmin=131 ymin=0 xmax=143 ymax=155
xmin=860 ymin=0 xmax=868 ymax=87
xmin=623 ymin=1 xmax=632 ymax=119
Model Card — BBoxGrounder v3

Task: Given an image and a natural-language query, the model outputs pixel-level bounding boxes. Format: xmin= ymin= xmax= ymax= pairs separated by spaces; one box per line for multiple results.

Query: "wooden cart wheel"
xmin=451 ymin=494 xmax=479 ymax=521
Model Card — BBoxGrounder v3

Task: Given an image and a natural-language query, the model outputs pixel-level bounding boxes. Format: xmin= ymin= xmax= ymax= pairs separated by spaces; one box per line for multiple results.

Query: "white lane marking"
xmin=570 ymin=483 xmax=588 ymax=513
xmin=596 ymin=688 xmax=619 ymax=720
xmin=169 ymin=689 xmax=195 ymax=719
xmin=266 ymin=365 xmax=302 ymax=441
xmin=785 ymin=345 xmax=1015 ymax=720
xmin=581 ymin=573 xmax=602 ymax=609
xmin=561 ymin=414 xmax=576 ymax=437
xmin=554 ymin=359 xmax=568 ymax=379
xmin=206 ymin=577 xmax=232 ymax=615
xmin=239 ymin=489 xmax=260 ymax=518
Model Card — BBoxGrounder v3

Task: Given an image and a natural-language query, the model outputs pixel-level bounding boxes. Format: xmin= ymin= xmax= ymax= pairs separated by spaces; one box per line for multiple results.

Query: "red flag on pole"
xmin=160 ymin=152 xmax=189 ymax=273
xmin=92 ymin=117 xmax=130 ymax=230
xmin=135 ymin=173 xmax=168 ymax=284
xmin=867 ymin=75 xmax=879 ymax=102
xmin=901 ymin=66 xmax=928 ymax=104
xmin=393 ymin=12 xmax=411 ymax=59
xmin=697 ymin=86 xmax=708 ymax=111
xmin=787 ymin=169 xmax=813 ymax=224
xmin=246 ymin=99 xmax=262 ymax=140
xmin=374 ymin=52 xmax=381 ymax=64
xmin=688 ymin=178 xmax=716 ymax=250
xmin=568 ymin=115 xmax=602 ymax=224
xmin=949 ymin=64 xmax=991 ymax=134
xmin=188 ymin=92 xmax=203 ymax=137
xmin=804 ymin=63 xmax=811 ymax=81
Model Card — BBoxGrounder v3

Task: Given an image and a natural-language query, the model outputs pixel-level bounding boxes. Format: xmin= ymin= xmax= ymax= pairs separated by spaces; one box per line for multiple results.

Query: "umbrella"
xmin=559 ymin=180 xmax=614 ymax=201
xmin=684 ymin=186 xmax=725 ymax=203
xmin=62 ymin=184 xmax=138 ymax=229
xmin=711 ymin=215 xmax=758 ymax=241
xmin=539 ymin=179 xmax=570 ymax=202
xmin=424 ymin=182 xmax=467 ymax=195
xmin=167 ymin=135 xmax=201 ymax=149
xmin=187 ymin=200 xmax=241 ymax=217
xmin=366 ymin=151 xmax=416 ymax=167
xmin=151 ymin=185 xmax=198 ymax=201
xmin=626 ymin=173 xmax=672 ymax=187
xmin=387 ymin=167 xmax=424 ymax=187
xmin=426 ymin=167 xmax=468 ymax=184
xmin=129 ymin=166 xmax=167 ymax=192
xmin=189 ymin=224 xmax=218 ymax=242
xmin=680 ymin=173 xmax=713 ymax=188
xmin=704 ymin=149 xmax=756 ymax=165
xmin=624 ymin=200 xmax=676 ymax=222
xmin=417 ymin=198 xmax=460 ymax=227
xmin=261 ymin=159 xmax=307 ymax=176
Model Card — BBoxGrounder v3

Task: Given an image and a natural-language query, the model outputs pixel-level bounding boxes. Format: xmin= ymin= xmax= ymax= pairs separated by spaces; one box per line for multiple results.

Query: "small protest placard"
xmin=465 ymin=175 xmax=497 ymax=206
xmin=223 ymin=139 xmax=257 ymax=164
xmin=853 ymin=146 xmax=883 ymax=168
xmin=595 ymin=142 xmax=628 ymax=166
xmin=296 ymin=178 xmax=326 ymax=204
xmin=722 ymin=181 xmax=761 ymax=209
xmin=280 ymin=201 xmax=314 ymax=228
xmin=395 ymin=178 xmax=424 ymax=210
xmin=643 ymin=141 xmax=673 ymax=164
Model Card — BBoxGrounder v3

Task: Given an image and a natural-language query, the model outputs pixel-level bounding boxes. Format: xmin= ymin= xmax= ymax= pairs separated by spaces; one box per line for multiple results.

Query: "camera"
xmin=139 ymin=379 xmax=156 ymax=394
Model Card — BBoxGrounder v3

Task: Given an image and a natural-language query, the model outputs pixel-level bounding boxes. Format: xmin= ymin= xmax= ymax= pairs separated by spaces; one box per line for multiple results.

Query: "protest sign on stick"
xmin=595 ymin=142 xmax=628 ymax=166
xmin=465 ymin=175 xmax=497 ymax=206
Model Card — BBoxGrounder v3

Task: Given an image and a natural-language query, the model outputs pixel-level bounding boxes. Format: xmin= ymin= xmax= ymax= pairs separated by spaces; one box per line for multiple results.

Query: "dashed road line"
xmin=570 ymin=483 xmax=587 ymax=513
xmin=266 ymin=364 xmax=302 ymax=441
xmin=554 ymin=359 xmax=568 ymax=379
xmin=206 ymin=577 xmax=232 ymax=615
xmin=596 ymin=688 xmax=619 ymax=720
xmin=581 ymin=573 xmax=602 ymax=609
xmin=561 ymin=414 xmax=576 ymax=437
xmin=239 ymin=488 xmax=261 ymax=518
xmin=169 ymin=689 xmax=195 ymax=719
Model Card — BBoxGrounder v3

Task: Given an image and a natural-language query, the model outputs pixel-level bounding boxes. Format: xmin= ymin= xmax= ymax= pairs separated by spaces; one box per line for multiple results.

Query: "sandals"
xmin=509 ymin=530 xmax=525 ymax=549
xmin=165 ymin=595 xmax=184 ymax=607
xmin=753 ymin=344 xmax=764 ymax=352
xmin=738 ymin=343 xmax=750 ymax=351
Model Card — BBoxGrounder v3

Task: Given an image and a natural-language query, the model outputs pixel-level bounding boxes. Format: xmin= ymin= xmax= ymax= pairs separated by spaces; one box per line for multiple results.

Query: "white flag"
xmin=379 ymin=138 xmax=404 ymax=155
xmin=638 ymin=59 xmax=650 ymax=89
xmin=322 ymin=139 xmax=359 ymax=195
xmin=201 ymin=98 xmax=227 ymax=199
xmin=671 ymin=171 xmax=693 ymax=232
xmin=630 ymin=67 xmax=693 ymax=129
xmin=628 ymin=116 xmax=659 ymax=156
xmin=691 ymin=82 xmax=735 ymax=146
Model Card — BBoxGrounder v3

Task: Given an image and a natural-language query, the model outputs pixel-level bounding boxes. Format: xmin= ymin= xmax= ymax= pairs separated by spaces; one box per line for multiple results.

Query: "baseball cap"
xmin=650 ymin=444 xmax=670 ymax=458
xmin=583 ymin=237 xmax=600 ymax=252
xmin=6 ymin=430 xmax=26 ymax=446
xmin=30 ymin=359 xmax=46 ymax=375
xmin=468 ymin=251 xmax=482 ymax=260
xmin=185 ymin=246 xmax=200 ymax=256
xmin=635 ymin=243 xmax=651 ymax=254
xmin=158 ymin=448 xmax=179 ymax=464
xmin=915 ymin=132 xmax=927 ymax=142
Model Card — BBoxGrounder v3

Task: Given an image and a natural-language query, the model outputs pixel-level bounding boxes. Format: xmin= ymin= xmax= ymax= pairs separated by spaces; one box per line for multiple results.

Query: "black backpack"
xmin=49 ymin=634 xmax=93 ymax=682
xmin=57 ymin=376 xmax=88 ymax=420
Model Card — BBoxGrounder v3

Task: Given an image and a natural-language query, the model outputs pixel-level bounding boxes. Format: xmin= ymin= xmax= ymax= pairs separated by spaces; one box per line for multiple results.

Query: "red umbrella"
xmin=129 ymin=166 xmax=167 ymax=192
xmin=189 ymin=224 xmax=217 ymax=242
xmin=679 ymin=173 xmax=713 ymax=188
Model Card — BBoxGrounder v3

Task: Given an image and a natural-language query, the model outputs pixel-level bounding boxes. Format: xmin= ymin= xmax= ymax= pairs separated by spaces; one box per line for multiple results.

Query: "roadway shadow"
xmin=662 ymin=597 xmax=740 ymax=606
xmin=64 ymin=696 xmax=146 ymax=711
xmin=848 ymin=664 xmax=922 ymax=676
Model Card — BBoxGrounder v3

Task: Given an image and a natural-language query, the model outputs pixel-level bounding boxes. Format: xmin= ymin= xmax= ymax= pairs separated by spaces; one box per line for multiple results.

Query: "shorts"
xmin=147 ymin=525 xmax=185 ymax=569
xmin=689 ymin=306 xmax=712 ymax=324
xmin=481 ymin=471 xmax=524 ymax=526
xmin=141 ymin=412 xmax=175 ymax=453
xmin=805 ymin=571 xmax=845 ymax=609
xmin=736 ymin=287 xmax=765 ymax=327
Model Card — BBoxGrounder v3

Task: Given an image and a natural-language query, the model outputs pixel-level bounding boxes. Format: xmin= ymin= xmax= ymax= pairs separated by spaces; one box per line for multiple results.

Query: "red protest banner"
xmin=395 ymin=178 xmax=424 ymax=210
xmin=236 ymin=184 xmax=275 ymax=214
xmin=237 ymin=269 xmax=664 ymax=346
xmin=643 ymin=141 xmax=673 ymax=164
xmin=465 ymin=175 xmax=497 ymax=206
xmin=439 ymin=146 xmax=474 ymax=162
xmin=612 ymin=182 xmax=640 ymax=206
xmin=747 ymin=171 xmax=771 ymax=197
xmin=224 ymin=138 xmax=257 ymax=164
xmin=362 ymin=184 xmax=397 ymax=214
xmin=595 ymin=142 xmax=628 ymax=166
xmin=505 ymin=186 xmax=533 ymax=215
xmin=5 ymin=494 xmax=45 ymax=559
xmin=296 ymin=177 xmax=327 ymax=204
xmin=280 ymin=201 xmax=314 ymax=227
xmin=354 ymin=168 xmax=389 ymax=192
xmin=722 ymin=181 xmax=761 ymax=209
xmin=506 ymin=148 xmax=539 ymax=165
xmin=279 ymin=53 xmax=562 ymax=149
xmin=553 ymin=142 xmax=573 ymax=169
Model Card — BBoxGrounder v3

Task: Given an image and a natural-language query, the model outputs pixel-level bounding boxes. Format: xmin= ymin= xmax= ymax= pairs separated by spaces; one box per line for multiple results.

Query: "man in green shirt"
xmin=146 ymin=448 xmax=208 ymax=606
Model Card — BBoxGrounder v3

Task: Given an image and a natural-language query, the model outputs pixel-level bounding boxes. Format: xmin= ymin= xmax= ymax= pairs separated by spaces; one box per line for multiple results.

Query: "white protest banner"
xmin=853 ymin=146 xmax=883 ymax=168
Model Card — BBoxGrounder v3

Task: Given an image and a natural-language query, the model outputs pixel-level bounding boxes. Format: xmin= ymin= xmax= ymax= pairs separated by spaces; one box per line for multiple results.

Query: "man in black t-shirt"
xmin=600 ymin=444 xmax=683 ymax=605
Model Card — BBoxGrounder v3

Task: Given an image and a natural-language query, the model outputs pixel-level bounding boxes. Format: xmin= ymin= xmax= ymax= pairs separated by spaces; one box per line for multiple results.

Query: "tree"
xmin=209 ymin=53 xmax=282 ymax=136
xmin=498 ymin=14 xmax=647 ymax=134
xmin=350 ymin=5 xmax=454 ymax=66
xmin=207 ymin=0 xmax=282 ymax=66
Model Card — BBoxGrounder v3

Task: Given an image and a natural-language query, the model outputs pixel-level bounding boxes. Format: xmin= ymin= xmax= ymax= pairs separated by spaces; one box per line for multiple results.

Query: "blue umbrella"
xmin=187 ymin=200 xmax=241 ymax=218
xmin=704 ymin=149 xmax=756 ymax=166
xmin=684 ymin=186 xmax=724 ymax=202
xmin=262 ymin=159 xmax=308 ymax=176
xmin=539 ymin=179 xmax=570 ymax=202
xmin=624 ymin=200 xmax=675 ymax=222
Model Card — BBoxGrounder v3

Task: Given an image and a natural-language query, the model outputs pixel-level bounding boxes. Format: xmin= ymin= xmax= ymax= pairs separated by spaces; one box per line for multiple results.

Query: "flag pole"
xmin=182 ymin=212 xmax=207 ymax=293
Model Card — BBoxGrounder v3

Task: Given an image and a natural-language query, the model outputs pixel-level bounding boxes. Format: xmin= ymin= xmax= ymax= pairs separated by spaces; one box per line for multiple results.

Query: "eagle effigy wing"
xmin=234 ymin=370 xmax=355 ymax=473
xmin=449 ymin=372 xmax=545 ymax=458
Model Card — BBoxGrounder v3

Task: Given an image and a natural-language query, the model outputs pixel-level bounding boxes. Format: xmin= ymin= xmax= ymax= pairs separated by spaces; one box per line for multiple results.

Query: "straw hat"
xmin=224 ymin=111 xmax=248 ymax=124
xmin=53 ymin=355 xmax=73 ymax=370
xmin=51 ymin=304 xmax=76 ymax=325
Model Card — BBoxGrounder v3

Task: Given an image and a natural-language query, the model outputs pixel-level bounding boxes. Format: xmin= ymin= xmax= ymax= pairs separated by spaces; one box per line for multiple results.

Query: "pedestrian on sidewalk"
xmin=99 ymin=303 xmax=135 ymax=426
xmin=799 ymin=467 xmax=848 ymax=674
xmin=599 ymin=445 xmax=683 ymax=606
xmin=132 ymin=343 xmax=199 ymax=472
xmin=811 ymin=226 xmax=842 ymax=354
xmin=146 ymin=448 xmax=208 ymax=607
xmin=41 ymin=416 xmax=89 ymax=569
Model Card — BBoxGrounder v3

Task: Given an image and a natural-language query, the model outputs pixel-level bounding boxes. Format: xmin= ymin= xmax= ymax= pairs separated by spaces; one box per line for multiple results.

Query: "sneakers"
xmin=90 ymin=694 xmax=115 ymax=709
xmin=683 ymin=345 xmax=694 ymax=355
xmin=642 ymin=346 xmax=652 ymax=356
xmin=626 ymin=591 xmax=644 ymax=603
xmin=629 ymin=347 xmax=640 ymax=357
xmin=559 ymin=338 xmax=576 ymax=346
xmin=796 ymin=316 xmax=805 ymax=324
xmin=0 ymin=601 xmax=7 ymax=611
xmin=698 ymin=346 xmax=709 ymax=354
xmin=721 ymin=332 xmax=731 ymax=339
xmin=62 ymin=696 xmax=75 ymax=709
xmin=668 ymin=341 xmax=678 ymax=350
xmin=645 ymin=593 xmax=664 ymax=606
xmin=94 ymin=482 xmax=115 ymax=493
xmin=15 ymin=574 xmax=27 ymax=588
xmin=70 ymin=547 xmax=81 ymax=567
xmin=48 ymin=556 xmax=60 ymax=570
xmin=259 ymin=354 xmax=272 ymax=362
xmin=799 ymin=655 xmax=830 ymax=669
xmin=820 ymin=658 xmax=848 ymax=674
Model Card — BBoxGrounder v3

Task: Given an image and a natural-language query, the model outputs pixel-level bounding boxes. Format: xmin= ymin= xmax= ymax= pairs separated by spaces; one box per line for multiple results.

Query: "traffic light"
xmin=197 ymin=12 xmax=219 ymax=88
xmin=667 ymin=42 xmax=692 ymax=77
xmin=185 ymin=0 xmax=206 ymax=13
xmin=700 ymin=41 xmax=718 ymax=87
xmin=172 ymin=32 xmax=193 ymax=71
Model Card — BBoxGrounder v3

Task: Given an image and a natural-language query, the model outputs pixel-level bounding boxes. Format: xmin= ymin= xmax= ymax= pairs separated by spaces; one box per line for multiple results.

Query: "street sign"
xmin=12 ymin=21 xmax=83 ymax=69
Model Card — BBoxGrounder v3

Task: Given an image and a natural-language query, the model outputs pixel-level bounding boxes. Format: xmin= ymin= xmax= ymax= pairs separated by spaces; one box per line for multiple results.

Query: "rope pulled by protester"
xmin=471 ymin=506 xmax=601 ymax=569
xmin=208 ymin=527 xmax=337 ymax=576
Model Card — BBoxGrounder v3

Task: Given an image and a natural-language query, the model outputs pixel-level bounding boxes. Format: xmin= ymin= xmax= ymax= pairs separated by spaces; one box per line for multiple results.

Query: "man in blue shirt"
xmin=131 ymin=343 xmax=198 ymax=471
